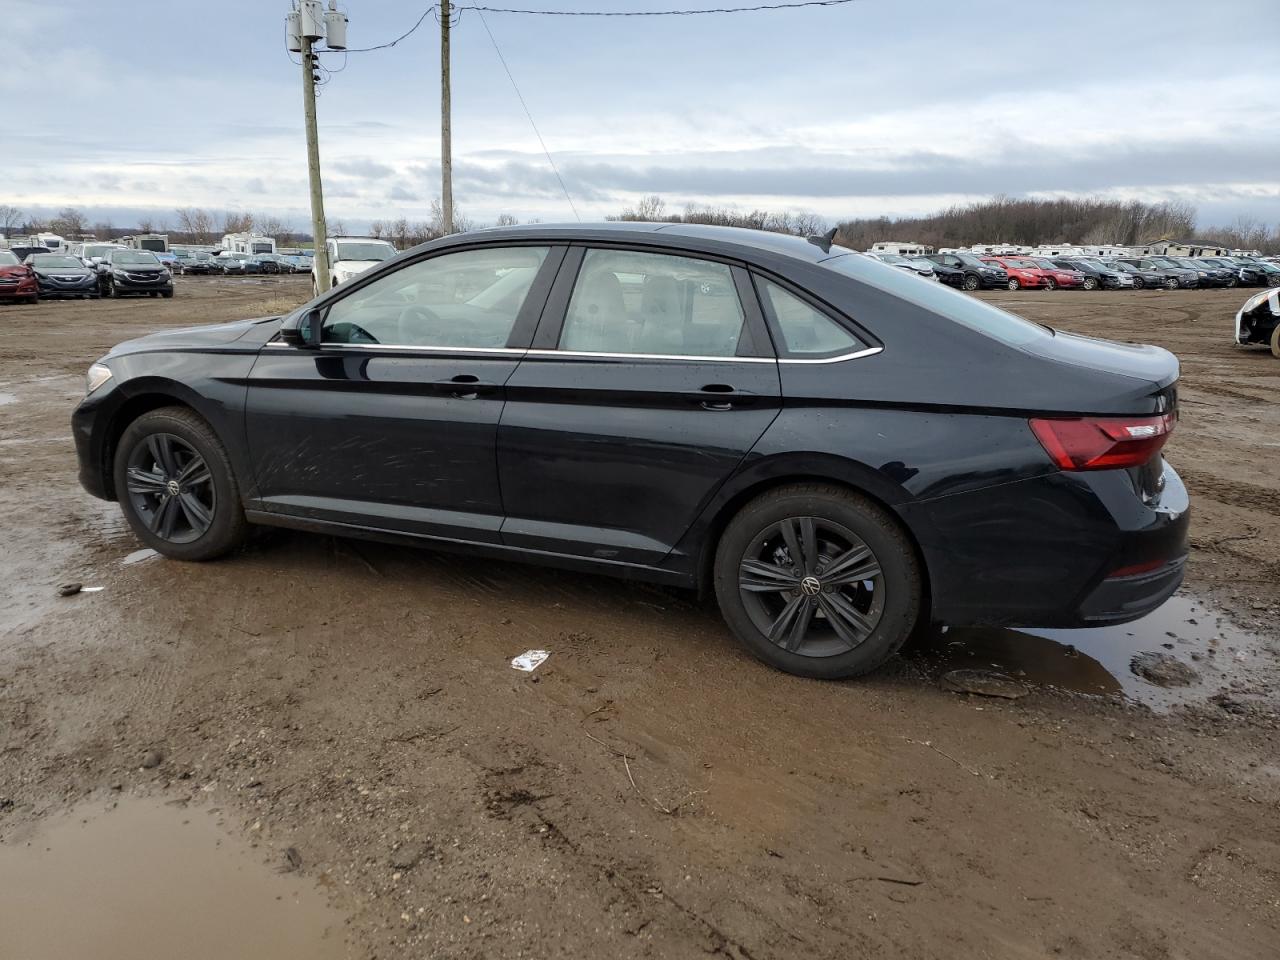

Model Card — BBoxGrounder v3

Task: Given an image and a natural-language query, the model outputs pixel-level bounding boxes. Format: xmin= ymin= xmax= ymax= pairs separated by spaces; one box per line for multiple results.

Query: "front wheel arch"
xmin=100 ymin=390 xmax=206 ymax=500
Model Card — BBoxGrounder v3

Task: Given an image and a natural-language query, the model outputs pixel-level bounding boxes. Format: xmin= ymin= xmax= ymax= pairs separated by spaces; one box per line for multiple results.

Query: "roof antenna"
xmin=807 ymin=227 xmax=838 ymax=254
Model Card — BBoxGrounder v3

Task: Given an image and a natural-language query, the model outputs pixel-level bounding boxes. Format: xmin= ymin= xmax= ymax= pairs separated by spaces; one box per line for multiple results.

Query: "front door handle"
xmin=432 ymin=374 xmax=493 ymax=399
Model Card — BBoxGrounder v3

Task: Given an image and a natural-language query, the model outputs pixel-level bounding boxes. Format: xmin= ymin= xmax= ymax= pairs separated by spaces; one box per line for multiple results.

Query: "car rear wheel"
xmin=112 ymin=406 xmax=249 ymax=561
xmin=1007 ymin=278 xmax=1020 ymax=290
xmin=713 ymin=484 xmax=922 ymax=680
xmin=1082 ymin=277 xmax=1098 ymax=291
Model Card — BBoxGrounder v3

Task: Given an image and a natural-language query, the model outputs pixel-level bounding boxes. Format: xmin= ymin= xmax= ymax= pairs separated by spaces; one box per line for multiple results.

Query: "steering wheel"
xmin=397 ymin=304 xmax=445 ymax=344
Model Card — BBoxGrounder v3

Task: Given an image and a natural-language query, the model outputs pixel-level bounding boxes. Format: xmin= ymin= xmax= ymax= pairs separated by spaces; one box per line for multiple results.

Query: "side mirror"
xmin=280 ymin=308 xmax=323 ymax=348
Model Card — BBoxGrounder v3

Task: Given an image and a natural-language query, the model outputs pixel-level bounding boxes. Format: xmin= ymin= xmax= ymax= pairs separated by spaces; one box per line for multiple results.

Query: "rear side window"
xmin=560 ymin=249 xmax=745 ymax=357
xmin=756 ymin=278 xmax=865 ymax=357
xmin=823 ymin=253 xmax=1048 ymax=347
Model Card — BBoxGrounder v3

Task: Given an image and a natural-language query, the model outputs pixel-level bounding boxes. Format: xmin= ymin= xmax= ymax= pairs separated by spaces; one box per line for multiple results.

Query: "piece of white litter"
xmin=121 ymin=548 xmax=159 ymax=565
xmin=511 ymin=650 xmax=550 ymax=672
xmin=80 ymin=586 xmax=105 ymax=593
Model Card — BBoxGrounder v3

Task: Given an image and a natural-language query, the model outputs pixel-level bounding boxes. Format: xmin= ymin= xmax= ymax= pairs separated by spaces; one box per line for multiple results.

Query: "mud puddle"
xmin=918 ymin=594 xmax=1271 ymax=710
xmin=0 ymin=799 xmax=347 ymax=960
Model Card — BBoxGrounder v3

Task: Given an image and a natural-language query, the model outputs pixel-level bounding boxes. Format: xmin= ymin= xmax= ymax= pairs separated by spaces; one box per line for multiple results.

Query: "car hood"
xmin=0 ymin=265 xmax=30 ymax=276
xmin=108 ymin=317 xmax=281 ymax=355
xmin=36 ymin=266 xmax=92 ymax=276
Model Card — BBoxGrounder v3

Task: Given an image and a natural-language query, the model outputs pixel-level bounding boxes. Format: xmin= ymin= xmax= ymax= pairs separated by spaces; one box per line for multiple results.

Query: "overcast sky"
xmin=7 ymin=0 xmax=1280 ymax=233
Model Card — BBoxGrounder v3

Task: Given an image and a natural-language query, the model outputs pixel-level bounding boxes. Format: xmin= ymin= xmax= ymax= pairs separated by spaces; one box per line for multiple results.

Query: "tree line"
xmin=5 ymin=195 xmax=1278 ymax=253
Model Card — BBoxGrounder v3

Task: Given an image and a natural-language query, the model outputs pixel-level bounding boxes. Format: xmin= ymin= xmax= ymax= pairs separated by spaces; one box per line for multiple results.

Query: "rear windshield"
xmin=823 ymin=254 xmax=1048 ymax=347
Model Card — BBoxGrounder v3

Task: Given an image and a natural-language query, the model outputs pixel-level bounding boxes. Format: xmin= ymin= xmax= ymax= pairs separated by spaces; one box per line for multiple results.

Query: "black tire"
xmin=162 ymin=290 xmax=174 ymax=298
xmin=713 ymin=484 xmax=922 ymax=680
xmin=962 ymin=274 xmax=980 ymax=291
xmin=1271 ymin=324 xmax=1280 ymax=360
xmin=112 ymin=406 xmax=249 ymax=561
xmin=1082 ymin=277 xmax=1098 ymax=291
xmin=1164 ymin=278 xmax=1179 ymax=290
xmin=111 ymin=283 xmax=124 ymax=298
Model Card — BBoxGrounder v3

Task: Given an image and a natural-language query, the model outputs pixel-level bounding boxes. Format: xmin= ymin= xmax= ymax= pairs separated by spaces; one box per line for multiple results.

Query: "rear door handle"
xmin=697 ymin=383 xmax=749 ymax=411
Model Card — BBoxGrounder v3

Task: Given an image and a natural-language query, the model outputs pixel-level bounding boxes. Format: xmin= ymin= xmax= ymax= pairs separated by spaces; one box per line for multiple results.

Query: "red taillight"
xmin=1029 ymin=414 xmax=1174 ymax=471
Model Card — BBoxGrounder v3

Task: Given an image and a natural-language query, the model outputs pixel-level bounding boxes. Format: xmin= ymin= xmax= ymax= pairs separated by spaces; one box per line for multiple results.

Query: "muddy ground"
xmin=1 ymin=277 xmax=1278 ymax=959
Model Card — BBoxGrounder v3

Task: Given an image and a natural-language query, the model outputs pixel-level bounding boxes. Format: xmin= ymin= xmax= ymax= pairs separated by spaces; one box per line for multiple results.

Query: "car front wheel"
xmin=713 ymin=484 xmax=922 ymax=679
xmin=1007 ymin=278 xmax=1020 ymax=290
xmin=1082 ymin=277 xmax=1098 ymax=291
xmin=962 ymin=274 xmax=980 ymax=291
xmin=112 ymin=406 xmax=249 ymax=561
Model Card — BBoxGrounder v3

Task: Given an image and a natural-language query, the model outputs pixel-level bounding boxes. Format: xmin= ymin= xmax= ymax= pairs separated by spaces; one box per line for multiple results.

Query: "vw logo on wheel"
xmin=166 ymin=479 xmax=181 ymax=496
xmin=800 ymin=576 xmax=822 ymax=597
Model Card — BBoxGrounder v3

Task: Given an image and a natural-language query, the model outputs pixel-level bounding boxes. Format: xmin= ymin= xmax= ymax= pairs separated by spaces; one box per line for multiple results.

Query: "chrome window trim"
xmin=264 ymin=341 xmax=884 ymax=364
xmin=265 ymin=341 xmax=526 ymax=356
xmin=524 ymin=348 xmax=775 ymax=364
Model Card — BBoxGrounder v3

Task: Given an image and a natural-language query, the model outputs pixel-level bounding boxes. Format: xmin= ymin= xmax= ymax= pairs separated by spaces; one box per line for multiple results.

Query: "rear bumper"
xmin=909 ymin=460 xmax=1190 ymax=629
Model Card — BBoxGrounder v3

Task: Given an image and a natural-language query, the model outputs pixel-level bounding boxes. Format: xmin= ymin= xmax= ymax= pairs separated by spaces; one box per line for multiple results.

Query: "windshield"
xmin=82 ymin=245 xmax=117 ymax=258
xmin=334 ymin=242 xmax=396 ymax=262
xmin=1002 ymin=258 xmax=1039 ymax=269
xmin=1029 ymin=258 xmax=1060 ymax=269
xmin=823 ymin=254 xmax=1048 ymax=347
xmin=31 ymin=255 xmax=83 ymax=268
xmin=0 ymin=252 xmax=18 ymax=266
xmin=114 ymin=252 xmax=161 ymax=265
xmin=955 ymin=254 xmax=988 ymax=269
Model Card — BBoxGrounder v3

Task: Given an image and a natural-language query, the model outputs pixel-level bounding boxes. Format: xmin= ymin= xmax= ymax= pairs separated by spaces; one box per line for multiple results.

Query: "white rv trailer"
xmin=868 ymin=240 xmax=934 ymax=257
xmin=221 ymin=232 xmax=277 ymax=255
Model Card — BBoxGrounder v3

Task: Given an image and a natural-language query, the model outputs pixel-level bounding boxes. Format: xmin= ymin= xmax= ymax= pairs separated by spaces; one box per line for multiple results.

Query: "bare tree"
xmin=137 ymin=216 xmax=155 ymax=234
xmin=368 ymin=220 xmax=385 ymax=238
xmin=495 ymin=213 xmax=518 ymax=227
xmin=222 ymin=211 xmax=254 ymax=235
xmin=175 ymin=207 xmax=215 ymax=244
xmin=329 ymin=219 xmax=347 ymax=236
xmin=0 ymin=204 xmax=24 ymax=235
xmin=255 ymin=214 xmax=286 ymax=239
xmin=51 ymin=207 xmax=89 ymax=238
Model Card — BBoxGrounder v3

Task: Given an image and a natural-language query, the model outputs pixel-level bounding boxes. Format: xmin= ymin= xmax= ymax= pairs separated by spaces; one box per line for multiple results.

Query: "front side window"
xmin=322 ymin=246 xmax=549 ymax=349
xmin=757 ymin=278 xmax=865 ymax=357
xmin=560 ymin=249 xmax=745 ymax=357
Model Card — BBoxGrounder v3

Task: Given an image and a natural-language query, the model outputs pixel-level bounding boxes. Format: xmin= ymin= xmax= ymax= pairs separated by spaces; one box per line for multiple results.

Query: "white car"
xmin=313 ymin=237 xmax=398 ymax=294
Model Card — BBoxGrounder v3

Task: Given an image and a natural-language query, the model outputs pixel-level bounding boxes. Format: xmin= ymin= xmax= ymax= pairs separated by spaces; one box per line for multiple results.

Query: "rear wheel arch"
xmin=691 ymin=460 xmax=932 ymax=614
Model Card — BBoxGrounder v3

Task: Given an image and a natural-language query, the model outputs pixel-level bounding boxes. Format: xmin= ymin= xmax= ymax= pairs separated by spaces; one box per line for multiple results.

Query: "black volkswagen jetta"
xmin=72 ymin=224 xmax=1189 ymax=680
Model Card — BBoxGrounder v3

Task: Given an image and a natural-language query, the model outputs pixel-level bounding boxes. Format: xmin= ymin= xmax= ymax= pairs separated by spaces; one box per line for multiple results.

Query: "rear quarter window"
xmin=822 ymin=253 xmax=1048 ymax=347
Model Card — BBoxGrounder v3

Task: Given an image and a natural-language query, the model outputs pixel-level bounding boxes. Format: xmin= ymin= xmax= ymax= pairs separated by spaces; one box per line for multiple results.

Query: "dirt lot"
xmin=1 ymin=276 xmax=1278 ymax=959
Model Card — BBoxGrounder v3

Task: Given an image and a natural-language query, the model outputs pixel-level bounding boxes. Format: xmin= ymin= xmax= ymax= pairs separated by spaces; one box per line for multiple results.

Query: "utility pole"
xmin=289 ymin=0 xmax=345 ymax=293
xmin=302 ymin=33 xmax=330 ymax=292
xmin=441 ymin=0 xmax=454 ymax=235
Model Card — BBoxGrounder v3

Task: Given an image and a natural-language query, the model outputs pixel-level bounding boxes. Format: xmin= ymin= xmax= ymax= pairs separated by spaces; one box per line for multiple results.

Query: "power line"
xmin=324 ymin=0 xmax=861 ymax=53
xmin=475 ymin=9 xmax=581 ymax=221
xmin=464 ymin=0 xmax=861 ymax=14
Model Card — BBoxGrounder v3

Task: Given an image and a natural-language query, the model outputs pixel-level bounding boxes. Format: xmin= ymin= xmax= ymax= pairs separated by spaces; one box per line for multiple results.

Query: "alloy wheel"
xmin=1165 ymin=278 xmax=1179 ymax=290
xmin=1007 ymin=278 xmax=1020 ymax=290
xmin=1083 ymin=277 xmax=1098 ymax=291
xmin=124 ymin=433 xmax=216 ymax=544
xmin=1043 ymin=278 xmax=1056 ymax=290
xmin=738 ymin=516 xmax=885 ymax=657
xmin=963 ymin=275 xmax=979 ymax=291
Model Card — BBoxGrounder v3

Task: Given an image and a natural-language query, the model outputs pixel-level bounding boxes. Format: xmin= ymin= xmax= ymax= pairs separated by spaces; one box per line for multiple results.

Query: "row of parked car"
xmin=162 ymin=249 xmax=314 ymax=276
xmin=869 ymin=251 xmax=1280 ymax=291
xmin=0 ymin=243 xmax=317 ymax=304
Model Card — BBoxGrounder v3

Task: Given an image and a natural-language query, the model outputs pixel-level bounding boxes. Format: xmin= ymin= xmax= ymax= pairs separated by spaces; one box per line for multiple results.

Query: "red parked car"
xmin=1027 ymin=257 xmax=1087 ymax=290
xmin=0 ymin=250 xmax=39 ymax=303
xmin=981 ymin=256 xmax=1053 ymax=290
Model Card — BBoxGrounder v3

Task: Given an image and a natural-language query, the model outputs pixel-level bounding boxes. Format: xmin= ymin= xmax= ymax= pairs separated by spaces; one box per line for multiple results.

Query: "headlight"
xmin=86 ymin=362 xmax=112 ymax=395
xmin=113 ymin=270 xmax=128 ymax=278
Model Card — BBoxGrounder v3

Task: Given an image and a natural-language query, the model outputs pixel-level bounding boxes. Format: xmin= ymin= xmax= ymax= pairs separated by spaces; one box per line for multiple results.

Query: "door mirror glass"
xmin=560 ymin=249 xmax=745 ymax=357
xmin=321 ymin=246 xmax=549 ymax=348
